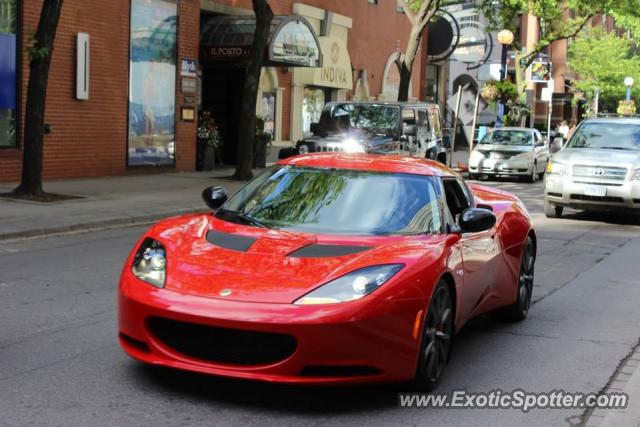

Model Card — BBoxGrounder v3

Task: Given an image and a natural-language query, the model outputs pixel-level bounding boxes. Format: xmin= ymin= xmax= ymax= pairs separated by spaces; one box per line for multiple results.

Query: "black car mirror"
xmin=458 ymin=208 xmax=496 ymax=233
xmin=202 ymin=186 xmax=228 ymax=210
xmin=309 ymin=122 xmax=320 ymax=134
xmin=550 ymin=137 xmax=564 ymax=153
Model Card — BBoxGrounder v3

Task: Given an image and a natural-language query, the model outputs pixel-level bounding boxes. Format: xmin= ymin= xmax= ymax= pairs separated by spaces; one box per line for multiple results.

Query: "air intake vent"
xmin=206 ymin=230 xmax=257 ymax=252
xmin=288 ymin=244 xmax=372 ymax=258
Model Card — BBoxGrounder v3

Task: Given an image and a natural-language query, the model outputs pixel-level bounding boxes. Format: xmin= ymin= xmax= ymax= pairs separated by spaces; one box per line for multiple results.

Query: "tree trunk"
xmin=233 ymin=0 xmax=273 ymax=181
xmin=397 ymin=62 xmax=413 ymax=102
xmin=13 ymin=0 xmax=64 ymax=196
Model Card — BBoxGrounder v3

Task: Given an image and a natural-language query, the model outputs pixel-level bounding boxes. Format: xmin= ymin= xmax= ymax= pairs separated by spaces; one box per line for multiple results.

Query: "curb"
xmin=0 ymin=208 xmax=205 ymax=242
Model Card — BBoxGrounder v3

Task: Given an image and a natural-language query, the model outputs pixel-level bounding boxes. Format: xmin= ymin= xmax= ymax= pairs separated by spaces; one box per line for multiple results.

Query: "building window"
xmin=368 ymin=0 xmax=378 ymax=4
xmin=261 ymin=92 xmax=276 ymax=138
xmin=0 ymin=0 xmax=18 ymax=148
xmin=127 ymin=0 xmax=178 ymax=166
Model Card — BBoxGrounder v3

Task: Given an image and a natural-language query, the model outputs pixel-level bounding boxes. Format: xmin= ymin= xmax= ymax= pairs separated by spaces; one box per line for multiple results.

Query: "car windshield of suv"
xmin=217 ymin=166 xmax=443 ymax=235
xmin=478 ymin=130 xmax=532 ymax=146
xmin=567 ymin=122 xmax=640 ymax=150
xmin=318 ymin=104 xmax=400 ymax=137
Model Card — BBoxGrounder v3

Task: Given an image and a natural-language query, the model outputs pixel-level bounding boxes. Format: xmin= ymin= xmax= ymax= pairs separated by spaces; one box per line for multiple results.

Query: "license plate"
xmin=584 ymin=185 xmax=607 ymax=197
xmin=483 ymin=159 xmax=496 ymax=169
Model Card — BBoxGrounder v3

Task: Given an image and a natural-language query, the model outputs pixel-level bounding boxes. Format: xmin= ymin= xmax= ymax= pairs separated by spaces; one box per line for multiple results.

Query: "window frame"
xmin=0 ymin=0 xmax=21 ymax=150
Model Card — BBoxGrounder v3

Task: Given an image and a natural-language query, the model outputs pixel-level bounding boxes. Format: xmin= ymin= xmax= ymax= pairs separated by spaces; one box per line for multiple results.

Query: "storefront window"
xmin=261 ymin=92 xmax=276 ymax=138
xmin=128 ymin=0 xmax=177 ymax=166
xmin=302 ymin=87 xmax=327 ymax=137
xmin=0 ymin=0 xmax=17 ymax=148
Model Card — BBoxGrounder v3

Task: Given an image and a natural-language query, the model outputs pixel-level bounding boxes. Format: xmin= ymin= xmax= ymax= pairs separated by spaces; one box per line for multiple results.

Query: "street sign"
xmin=541 ymin=88 xmax=552 ymax=102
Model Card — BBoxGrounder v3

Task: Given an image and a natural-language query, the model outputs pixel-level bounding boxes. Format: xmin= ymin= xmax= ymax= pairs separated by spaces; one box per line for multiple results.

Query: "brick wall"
xmin=0 ymin=0 xmax=199 ymax=182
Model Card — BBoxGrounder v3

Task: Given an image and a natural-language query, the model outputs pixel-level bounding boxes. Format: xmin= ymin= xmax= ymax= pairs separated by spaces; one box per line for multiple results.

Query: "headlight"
xmin=343 ymin=138 xmax=365 ymax=153
xmin=632 ymin=169 xmax=640 ymax=180
xmin=132 ymin=238 xmax=166 ymax=288
xmin=294 ymin=264 xmax=404 ymax=305
xmin=546 ymin=161 xmax=568 ymax=176
xmin=298 ymin=144 xmax=309 ymax=154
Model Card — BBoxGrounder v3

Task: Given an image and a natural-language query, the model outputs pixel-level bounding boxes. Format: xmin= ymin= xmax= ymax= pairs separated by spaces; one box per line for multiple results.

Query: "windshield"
xmin=217 ymin=166 xmax=443 ymax=236
xmin=567 ymin=122 xmax=640 ymax=151
xmin=479 ymin=130 xmax=532 ymax=146
xmin=318 ymin=104 xmax=400 ymax=137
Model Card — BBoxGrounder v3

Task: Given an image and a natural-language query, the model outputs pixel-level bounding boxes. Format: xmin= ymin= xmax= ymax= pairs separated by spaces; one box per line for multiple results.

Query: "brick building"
xmin=0 ymin=0 xmax=424 ymax=182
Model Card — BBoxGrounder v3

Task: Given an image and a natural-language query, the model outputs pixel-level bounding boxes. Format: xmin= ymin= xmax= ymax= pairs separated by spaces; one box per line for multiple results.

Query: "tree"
xmin=397 ymin=0 xmax=442 ymax=102
xmin=569 ymin=27 xmax=640 ymax=111
xmin=12 ymin=0 xmax=63 ymax=197
xmin=479 ymin=0 xmax=640 ymax=69
xmin=234 ymin=0 xmax=273 ymax=181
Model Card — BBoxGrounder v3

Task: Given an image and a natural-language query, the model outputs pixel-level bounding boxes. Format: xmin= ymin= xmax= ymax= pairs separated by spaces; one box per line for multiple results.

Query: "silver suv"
xmin=544 ymin=117 xmax=640 ymax=217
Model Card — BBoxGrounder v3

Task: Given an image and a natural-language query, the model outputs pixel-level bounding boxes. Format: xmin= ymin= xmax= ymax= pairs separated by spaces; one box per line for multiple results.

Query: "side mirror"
xmin=309 ymin=122 xmax=320 ymax=134
xmin=202 ymin=186 xmax=228 ymax=210
xmin=402 ymin=123 xmax=417 ymax=137
xmin=458 ymin=208 xmax=496 ymax=233
xmin=550 ymin=137 xmax=563 ymax=153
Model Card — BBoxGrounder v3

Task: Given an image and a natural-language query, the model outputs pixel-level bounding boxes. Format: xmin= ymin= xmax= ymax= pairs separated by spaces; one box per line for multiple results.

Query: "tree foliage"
xmin=568 ymin=27 xmax=640 ymax=111
xmin=478 ymin=0 xmax=640 ymax=67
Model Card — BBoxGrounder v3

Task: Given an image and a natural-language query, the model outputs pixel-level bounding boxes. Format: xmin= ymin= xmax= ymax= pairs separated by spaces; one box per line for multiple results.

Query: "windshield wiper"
xmin=600 ymin=146 xmax=633 ymax=150
xmin=216 ymin=208 xmax=268 ymax=228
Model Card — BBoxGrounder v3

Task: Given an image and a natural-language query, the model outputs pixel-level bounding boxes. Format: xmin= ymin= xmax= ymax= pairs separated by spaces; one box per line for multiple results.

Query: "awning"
xmin=200 ymin=15 xmax=322 ymax=67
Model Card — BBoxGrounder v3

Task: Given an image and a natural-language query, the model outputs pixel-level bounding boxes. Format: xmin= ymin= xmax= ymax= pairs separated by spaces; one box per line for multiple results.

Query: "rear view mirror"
xmin=550 ymin=137 xmax=564 ymax=153
xmin=202 ymin=186 xmax=228 ymax=210
xmin=402 ymin=123 xmax=417 ymax=137
xmin=458 ymin=208 xmax=496 ymax=233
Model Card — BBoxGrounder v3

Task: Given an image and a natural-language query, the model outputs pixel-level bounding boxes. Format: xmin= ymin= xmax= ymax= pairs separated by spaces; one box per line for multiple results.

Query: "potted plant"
xmin=253 ymin=116 xmax=272 ymax=169
xmin=617 ymin=99 xmax=636 ymax=115
xmin=197 ymin=111 xmax=222 ymax=171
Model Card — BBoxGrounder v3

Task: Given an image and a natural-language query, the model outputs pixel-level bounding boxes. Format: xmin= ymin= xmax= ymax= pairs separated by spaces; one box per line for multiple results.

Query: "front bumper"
xmin=544 ymin=174 xmax=640 ymax=210
xmin=468 ymin=157 xmax=533 ymax=176
xmin=119 ymin=274 xmax=425 ymax=385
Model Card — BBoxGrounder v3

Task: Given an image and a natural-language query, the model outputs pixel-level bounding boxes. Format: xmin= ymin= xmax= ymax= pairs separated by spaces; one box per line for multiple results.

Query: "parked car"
xmin=468 ymin=127 xmax=549 ymax=182
xmin=544 ymin=116 xmax=640 ymax=218
xmin=279 ymin=101 xmax=448 ymax=164
xmin=119 ymin=153 xmax=536 ymax=391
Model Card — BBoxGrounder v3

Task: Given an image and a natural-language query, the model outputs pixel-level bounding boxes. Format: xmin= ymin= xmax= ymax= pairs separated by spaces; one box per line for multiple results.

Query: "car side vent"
xmin=288 ymin=244 xmax=372 ymax=258
xmin=206 ymin=230 xmax=257 ymax=252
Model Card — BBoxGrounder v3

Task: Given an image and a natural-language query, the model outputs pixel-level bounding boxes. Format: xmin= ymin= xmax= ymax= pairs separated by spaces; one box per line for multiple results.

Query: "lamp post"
xmin=624 ymin=76 xmax=634 ymax=101
xmin=496 ymin=29 xmax=514 ymax=128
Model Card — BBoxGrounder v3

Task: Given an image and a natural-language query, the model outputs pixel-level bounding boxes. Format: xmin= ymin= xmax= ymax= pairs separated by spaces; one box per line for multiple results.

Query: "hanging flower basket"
xmin=481 ymin=80 xmax=518 ymax=103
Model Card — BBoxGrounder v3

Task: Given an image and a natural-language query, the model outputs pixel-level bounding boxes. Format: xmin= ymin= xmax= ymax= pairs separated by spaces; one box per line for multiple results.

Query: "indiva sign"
xmin=320 ymin=66 xmax=349 ymax=85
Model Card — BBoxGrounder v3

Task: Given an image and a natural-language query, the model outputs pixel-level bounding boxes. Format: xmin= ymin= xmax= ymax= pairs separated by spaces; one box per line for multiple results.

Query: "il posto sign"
xmin=203 ymin=45 xmax=251 ymax=61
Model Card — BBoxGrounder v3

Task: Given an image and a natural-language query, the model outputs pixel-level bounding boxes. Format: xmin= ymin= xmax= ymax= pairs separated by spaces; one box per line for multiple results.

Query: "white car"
xmin=468 ymin=127 xmax=550 ymax=182
xmin=544 ymin=117 xmax=640 ymax=218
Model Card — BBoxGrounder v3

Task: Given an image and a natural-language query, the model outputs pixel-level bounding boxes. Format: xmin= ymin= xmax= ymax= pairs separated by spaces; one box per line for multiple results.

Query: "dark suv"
xmin=280 ymin=101 xmax=448 ymax=163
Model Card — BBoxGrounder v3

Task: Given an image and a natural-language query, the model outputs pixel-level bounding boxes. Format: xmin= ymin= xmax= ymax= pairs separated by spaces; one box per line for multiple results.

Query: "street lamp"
xmin=496 ymin=29 xmax=514 ymax=128
xmin=624 ymin=76 xmax=634 ymax=101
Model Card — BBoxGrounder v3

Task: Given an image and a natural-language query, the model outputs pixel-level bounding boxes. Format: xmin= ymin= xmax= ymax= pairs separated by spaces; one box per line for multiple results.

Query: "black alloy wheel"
xmin=412 ymin=280 xmax=453 ymax=391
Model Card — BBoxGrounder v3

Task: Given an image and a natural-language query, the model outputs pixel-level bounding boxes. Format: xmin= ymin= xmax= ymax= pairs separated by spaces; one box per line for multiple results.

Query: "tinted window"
xmin=319 ymin=103 xmax=400 ymax=137
xmin=219 ymin=166 xmax=443 ymax=235
xmin=479 ymin=130 xmax=532 ymax=146
xmin=567 ymin=122 xmax=640 ymax=151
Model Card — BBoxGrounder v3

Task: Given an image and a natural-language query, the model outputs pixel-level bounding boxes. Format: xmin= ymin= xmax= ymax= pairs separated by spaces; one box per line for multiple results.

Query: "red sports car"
xmin=119 ymin=153 xmax=536 ymax=390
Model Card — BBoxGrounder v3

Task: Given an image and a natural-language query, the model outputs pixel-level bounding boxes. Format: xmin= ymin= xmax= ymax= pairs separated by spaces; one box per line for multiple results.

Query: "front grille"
xmin=482 ymin=150 xmax=517 ymax=160
xmin=147 ymin=317 xmax=297 ymax=366
xmin=547 ymin=192 xmax=563 ymax=198
xmin=319 ymin=146 xmax=343 ymax=152
xmin=633 ymin=199 xmax=640 ymax=204
xmin=570 ymin=194 xmax=625 ymax=203
xmin=573 ymin=165 xmax=628 ymax=180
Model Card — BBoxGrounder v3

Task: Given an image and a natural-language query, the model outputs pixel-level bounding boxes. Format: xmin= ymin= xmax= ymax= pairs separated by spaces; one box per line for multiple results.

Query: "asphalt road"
xmin=1 ymin=178 xmax=640 ymax=427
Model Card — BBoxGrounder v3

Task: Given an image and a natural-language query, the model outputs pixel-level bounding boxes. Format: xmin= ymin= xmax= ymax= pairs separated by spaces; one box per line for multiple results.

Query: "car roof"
xmin=277 ymin=153 xmax=455 ymax=177
xmin=582 ymin=117 xmax=640 ymax=125
xmin=324 ymin=101 xmax=438 ymax=108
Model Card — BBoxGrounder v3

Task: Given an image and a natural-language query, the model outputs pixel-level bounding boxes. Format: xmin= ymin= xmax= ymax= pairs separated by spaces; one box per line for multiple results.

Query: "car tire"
xmin=544 ymin=199 xmax=563 ymax=218
xmin=468 ymin=173 xmax=478 ymax=180
xmin=527 ymin=162 xmax=538 ymax=183
xmin=411 ymin=280 xmax=453 ymax=392
xmin=490 ymin=236 xmax=535 ymax=322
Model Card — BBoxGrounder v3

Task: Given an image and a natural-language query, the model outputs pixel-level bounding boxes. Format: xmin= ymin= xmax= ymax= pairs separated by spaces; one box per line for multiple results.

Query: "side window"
xmin=457 ymin=177 xmax=474 ymax=208
xmin=442 ymin=178 xmax=471 ymax=227
xmin=428 ymin=106 xmax=442 ymax=135
xmin=417 ymin=108 xmax=429 ymax=128
xmin=402 ymin=108 xmax=416 ymax=125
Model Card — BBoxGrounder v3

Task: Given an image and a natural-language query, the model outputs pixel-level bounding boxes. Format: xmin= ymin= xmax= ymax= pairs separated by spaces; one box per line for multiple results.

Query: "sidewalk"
xmin=0 ymin=168 xmax=248 ymax=241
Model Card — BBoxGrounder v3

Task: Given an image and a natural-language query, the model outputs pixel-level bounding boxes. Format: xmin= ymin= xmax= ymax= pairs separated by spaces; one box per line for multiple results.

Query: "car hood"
xmin=475 ymin=144 xmax=532 ymax=153
xmin=553 ymin=148 xmax=640 ymax=165
xmin=148 ymin=214 xmax=443 ymax=304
